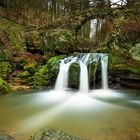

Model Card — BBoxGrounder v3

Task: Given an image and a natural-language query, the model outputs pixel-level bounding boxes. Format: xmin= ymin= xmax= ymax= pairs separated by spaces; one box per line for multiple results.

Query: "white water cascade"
xmin=101 ymin=54 xmax=108 ymax=89
xmin=54 ymin=53 xmax=109 ymax=92
xmin=79 ymin=61 xmax=89 ymax=93
xmin=55 ymin=57 xmax=77 ymax=90
xmin=79 ymin=54 xmax=90 ymax=93
xmin=54 ymin=60 xmax=65 ymax=91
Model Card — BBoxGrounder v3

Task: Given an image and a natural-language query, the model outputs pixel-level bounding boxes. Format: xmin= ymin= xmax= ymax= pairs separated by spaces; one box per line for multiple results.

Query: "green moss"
xmin=29 ymin=64 xmax=50 ymax=89
xmin=44 ymin=29 xmax=76 ymax=53
xmin=109 ymin=50 xmax=140 ymax=75
xmin=26 ymin=31 xmax=45 ymax=53
xmin=130 ymin=43 xmax=140 ymax=61
xmin=0 ymin=77 xmax=12 ymax=94
xmin=29 ymin=55 xmax=66 ymax=89
xmin=0 ymin=18 xmax=26 ymax=59
xmin=97 ymin=47 xmax=109 ymax=53
xmin=17 ymin=71 xmax=31 ymax=79
xmin=69 ymin=63 xmax=80 ymax=89
xmin=47 ymin=55 xmax=66 ymax=85
xmin=24 ymin=62 xmax=38 ymax=74
xmin=0 ymin=61 xmax=12 ymax=80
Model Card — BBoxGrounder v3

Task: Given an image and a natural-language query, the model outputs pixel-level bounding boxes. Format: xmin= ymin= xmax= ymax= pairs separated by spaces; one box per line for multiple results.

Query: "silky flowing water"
xmin=0 ymin=90 xmax=140 ymax=140
xmin=0 ymin=53 xmax=140 ymax=140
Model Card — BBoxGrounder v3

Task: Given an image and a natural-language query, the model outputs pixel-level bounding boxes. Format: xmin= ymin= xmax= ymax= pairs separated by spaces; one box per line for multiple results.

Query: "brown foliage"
xmin=120 ymin=17 xmax=140 ymax=42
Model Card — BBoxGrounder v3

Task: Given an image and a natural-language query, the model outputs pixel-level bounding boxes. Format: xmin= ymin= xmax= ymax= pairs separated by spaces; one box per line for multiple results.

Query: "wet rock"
xmin=69 ymin=63 xmax=80 ymax=89
xmin=0 ymin=133 xmax=15 ymax=140
xmin=109 ymin=70 xmax=140 ymax=89
xmin=130 ymin=43 xmax=140 ymax=61
xmin=26 ymin=31 xmax=45 ymax=54
xmin=30 ymin=129 xmax=87 ymax=140
xmin=28 ymin=55 xmax=66 ymax=89
xmin=44 ymin=29 xmax=76 ymax=54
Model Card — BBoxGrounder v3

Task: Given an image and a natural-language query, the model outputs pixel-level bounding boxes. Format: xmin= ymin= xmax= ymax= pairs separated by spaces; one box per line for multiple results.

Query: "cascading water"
xmin=101 ymin=54 xmax=108 ymax=89
xmin=55 ymin=57 xmax=77 ymax=90
xmin=79 ymin=61 xmax=89 ymax=93
xmin=54 ymin=60 xmax=65 ymax=91
xmin=63 ymin=58 xmax=77 ymax=89
xmin=55 ymin=53 xmax=109 ymax=92
xmin=79 ymin=54 xmax=90 ymax=93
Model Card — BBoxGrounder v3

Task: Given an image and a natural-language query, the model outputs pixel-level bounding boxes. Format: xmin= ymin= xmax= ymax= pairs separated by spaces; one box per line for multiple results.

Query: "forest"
xmin=0 ymin=0 xmax=140 ymax=139
xmin=0 ymin=0 xmax=140 ymax=93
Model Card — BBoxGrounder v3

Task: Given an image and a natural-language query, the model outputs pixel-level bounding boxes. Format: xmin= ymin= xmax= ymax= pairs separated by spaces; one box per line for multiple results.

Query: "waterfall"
xmin=79 ymin=61 xmax=89 ymax=93
xmin=79 ymin=54 xmax=90 ymax=93
xmin=55 ymin=57 xmax=77 ymax=90
xmin=55 ymin=53 xmax=108 ymax=92
xmin=63 ymin=58 xmax=77 ymax=89
xmin=101 ymin=54 xmax=108 ymax=89
xmin=54 ymin=60 xmax=65 ymax=91
xmin=89 ymin=19 xmax=97 ymax=38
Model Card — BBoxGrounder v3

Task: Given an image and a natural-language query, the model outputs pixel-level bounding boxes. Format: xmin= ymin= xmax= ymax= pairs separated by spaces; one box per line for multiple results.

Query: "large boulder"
xmin=30 ymin=129 xmax=87 ymax=140
xmin=130 ymin=43 xmax=140 ymax=61
xmin=26 ymin=31 xmax=45 ymax=54
xmin=69 ymin=63 xmax=80 ymax=89
xmin=0 ymin=133 xmax=15 ymax=140
xmin=44 ymin=29 xmax=76 ymax=54
xmin=47 ymin=55 xmax=67 ymax=86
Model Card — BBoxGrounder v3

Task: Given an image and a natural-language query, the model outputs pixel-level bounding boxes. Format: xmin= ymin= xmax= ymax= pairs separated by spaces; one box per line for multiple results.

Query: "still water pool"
xmin=0 ymin=89 xmax=140 ymax=140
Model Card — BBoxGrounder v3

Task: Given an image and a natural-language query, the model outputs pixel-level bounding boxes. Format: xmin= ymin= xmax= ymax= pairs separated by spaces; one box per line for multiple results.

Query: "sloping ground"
xmin=0 ymin=18 xmax=26 ymax=54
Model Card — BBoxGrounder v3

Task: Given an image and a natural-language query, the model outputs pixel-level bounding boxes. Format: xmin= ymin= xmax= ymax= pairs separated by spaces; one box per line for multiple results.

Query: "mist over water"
xmin=0 ymin=53 xmax=140 ymax=140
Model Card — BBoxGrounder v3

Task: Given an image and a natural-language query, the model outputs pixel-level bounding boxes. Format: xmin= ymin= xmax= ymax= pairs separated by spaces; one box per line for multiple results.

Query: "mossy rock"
xmin=0 ymin=133 xmax=15 ymax=140
xmin=17 ymin=71 xmax=31 ymax=79
xmin=69 ymin=63 xmax=80 ymax=89
xmin=0 ymin=77 xmax=12 ymax=94
xmin=24 ymin=62 xmax=38 ymax=74
xmin=26 ymin=31 xmax=45 ymax=53
xmin=30 ymin=129 xmax=86 ymax=140
xmin=44 ymin=29 xmax=76 ymax=54
xmin=109 ymin=50 xmax=140 ymax=75
xmin=29 ymin=64 xmax=50 ymax=89
xmin=130 ymin=43 xmax=140 ymax=61
xmin=0 ymin=18 xmax=26 ymax=59
xmin=47 ymin=55 xmax=67 ymax=85
xmin=29 ymin=55 xmax=66 ymax=89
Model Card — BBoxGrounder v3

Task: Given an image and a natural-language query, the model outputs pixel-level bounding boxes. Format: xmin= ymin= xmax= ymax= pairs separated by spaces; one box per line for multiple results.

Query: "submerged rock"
xmin=0 ymin=133 xmax=15 ymax=140
xmin=30 ymin=129 xmax=87 ymax=140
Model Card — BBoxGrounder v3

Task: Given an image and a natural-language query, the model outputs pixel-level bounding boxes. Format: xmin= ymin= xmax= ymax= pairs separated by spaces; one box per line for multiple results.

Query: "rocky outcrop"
xmin=30 ymin=129 xmax=87 ymax=140
xmin=109 ymin=70 xmax=140 ymax=89
xmin=0 ymin=133 xmax=15 ymax=140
